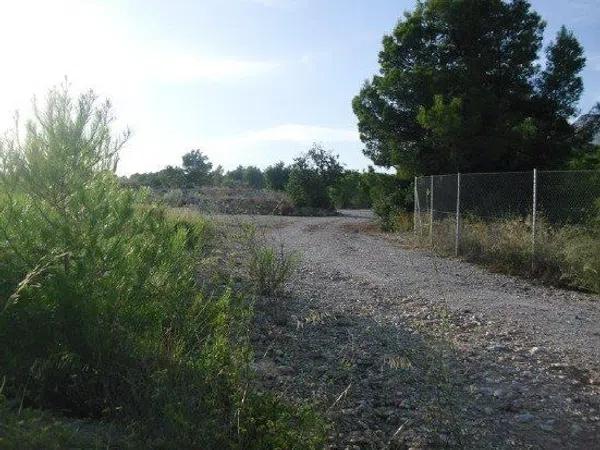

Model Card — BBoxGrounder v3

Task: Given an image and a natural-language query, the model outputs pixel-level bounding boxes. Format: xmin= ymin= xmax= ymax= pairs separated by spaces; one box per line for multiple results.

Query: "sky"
xmin=0 ymin=0 xmax=599 ymax=175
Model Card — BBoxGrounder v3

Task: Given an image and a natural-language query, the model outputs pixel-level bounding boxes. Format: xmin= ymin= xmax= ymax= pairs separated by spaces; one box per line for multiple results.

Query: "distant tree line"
xmin=121 ymin=144 xmax=407 ymax=213
xmin=123 ymin=150 xmax=267 ymax=190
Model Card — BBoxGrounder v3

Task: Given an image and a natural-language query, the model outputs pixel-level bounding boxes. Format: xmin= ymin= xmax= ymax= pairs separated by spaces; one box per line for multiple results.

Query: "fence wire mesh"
xmin=414 ymin=170 xmax=600 ymax=262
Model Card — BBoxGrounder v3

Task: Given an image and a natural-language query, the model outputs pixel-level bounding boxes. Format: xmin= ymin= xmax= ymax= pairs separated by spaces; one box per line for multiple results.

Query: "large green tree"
xmin=353 ymin=0 xmax=586 ymax=176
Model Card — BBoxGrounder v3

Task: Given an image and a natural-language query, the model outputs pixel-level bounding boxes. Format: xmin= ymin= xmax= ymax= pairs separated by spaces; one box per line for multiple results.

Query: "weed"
xmin=417 ymin=214 xmax=600 ymax=294
xmin=161 ymin=188 xmax=185 ymax=207
xmin=248 ymin=244 xmax=298 ymax=296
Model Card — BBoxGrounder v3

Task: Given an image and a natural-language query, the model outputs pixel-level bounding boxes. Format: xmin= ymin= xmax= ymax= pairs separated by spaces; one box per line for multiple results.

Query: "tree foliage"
xmin=570 ymin=103 xmax=600 ymax=169
xmin=329 ymin=170 xmax=371 ymax=209
xmin=243 ymin=165 xmax=265 ymax=189
xmin=286 ymin=144 xmax=343 ymax=209
xmin=353 ymin=0 xmax=587 ymax=175
xmin=182 ymin=149 xmax=213 ymax=186
xmin=264 ymin=161 xmax=291 ymax=191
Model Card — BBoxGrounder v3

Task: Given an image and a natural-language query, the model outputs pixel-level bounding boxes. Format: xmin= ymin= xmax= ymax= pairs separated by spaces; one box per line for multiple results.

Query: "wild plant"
xmin=0 ymin=83 xmax=324 ymax=448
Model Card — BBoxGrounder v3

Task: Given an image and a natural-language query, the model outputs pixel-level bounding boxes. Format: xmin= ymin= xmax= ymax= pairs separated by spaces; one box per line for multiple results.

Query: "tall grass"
xmin=248 ymin=245 xmax=297 ymax=296
xmin=417 ymin=214 xmax=600 ymax=294
xmin=0 ymin=84 xmax=324 ymax=448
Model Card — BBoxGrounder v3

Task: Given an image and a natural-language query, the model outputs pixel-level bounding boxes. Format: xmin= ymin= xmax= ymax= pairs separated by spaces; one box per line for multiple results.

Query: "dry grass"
xmin=416 ymin=215 xmax=600 ymax=294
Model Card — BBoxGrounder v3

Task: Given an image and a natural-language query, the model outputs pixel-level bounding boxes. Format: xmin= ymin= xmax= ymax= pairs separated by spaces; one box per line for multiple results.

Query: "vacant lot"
xmin=217 ymin=210 xmax=600 ymax=448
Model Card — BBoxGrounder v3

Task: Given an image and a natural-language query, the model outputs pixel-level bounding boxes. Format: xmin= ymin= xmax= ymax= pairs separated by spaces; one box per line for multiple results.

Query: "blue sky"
xmin=0 ymin=0 xmax=599 ymax=175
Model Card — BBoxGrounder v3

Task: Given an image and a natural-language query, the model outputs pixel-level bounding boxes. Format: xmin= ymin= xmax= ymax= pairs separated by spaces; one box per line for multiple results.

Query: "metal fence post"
xmin=531 ymin=168 xmax=537 ymax=272
xmin=455 ymin=173 xmax=461 ymax=257
xmin=413 ymin=176 xmax=418 ymax=236
xmin=429 ymin=176 xmax=434 ymax=248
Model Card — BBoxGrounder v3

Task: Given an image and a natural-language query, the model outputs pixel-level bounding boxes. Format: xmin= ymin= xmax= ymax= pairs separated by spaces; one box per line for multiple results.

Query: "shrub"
xmin=559 ymin=208 xmax=600 ymax=292
xmin=0 ymin=396 xmax=115 ymax=449
xmin=161 ymin=188 xmax=185 ymax=206
xmin=243 ymin=165 xmax=265 ymax=189
xmin=182 ymin=149 xmax=213 ymax=186
xmin=286 ymin=166 xmax=331 ymax=209
xmin=243 ymin=225 xmax=297 ymax=296
xmin=361 ymin=170 xmax=413 ymax=231
xmin=285 ymin=144 xmax=343 ymax=210
xmin=330 ymin=171 xmax=371 ymax=209
xmin=248 ymin=245 xmax=298 ymax=296
xmin=459 ymin=217 xmax=537 ymax=274
xmin=0 ymin=84 xmax=324 ymax=448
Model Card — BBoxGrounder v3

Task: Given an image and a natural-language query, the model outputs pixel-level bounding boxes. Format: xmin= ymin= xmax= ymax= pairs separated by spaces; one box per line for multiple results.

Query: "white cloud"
xmin=118 ymin=124 xmax=362 ymax=174
xmin=0 ymin=0 xmax=365 ymax=176
xmin=208 ymin=124 xmax=359 ymax=150
xmin=0 ymin=1 xmax=279 ymax=87
xmin=148 ymin=53 xmax=280 ymax=82
xmin=299 ymin=50 xmax=331 ymax=67
xmin=0 ymin=0 xmax=285 ymax=179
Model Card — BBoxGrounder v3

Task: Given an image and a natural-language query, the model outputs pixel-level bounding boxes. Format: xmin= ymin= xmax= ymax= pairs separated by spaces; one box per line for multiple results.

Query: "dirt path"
xmin=228 ymin=211 xmax=600 ymax=448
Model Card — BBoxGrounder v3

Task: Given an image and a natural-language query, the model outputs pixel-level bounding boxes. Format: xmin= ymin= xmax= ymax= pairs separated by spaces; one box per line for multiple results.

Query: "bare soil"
xmin=223 ymin=211 xmax=600 ymax=448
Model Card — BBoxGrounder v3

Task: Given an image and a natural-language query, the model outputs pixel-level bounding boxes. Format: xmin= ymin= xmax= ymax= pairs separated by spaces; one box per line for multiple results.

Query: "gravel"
xmin=217 ymin=210 xmax=600 ymax=448
xmin=259 ymin=210 xmax=600 ymax=366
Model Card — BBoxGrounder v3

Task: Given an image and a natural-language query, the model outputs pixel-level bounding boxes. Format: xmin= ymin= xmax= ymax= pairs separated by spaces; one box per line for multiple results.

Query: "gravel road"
xmin=272 ymin=210 xmax=600 ymax=366
xmin=218 ymin=210 xmax=600 ymax=448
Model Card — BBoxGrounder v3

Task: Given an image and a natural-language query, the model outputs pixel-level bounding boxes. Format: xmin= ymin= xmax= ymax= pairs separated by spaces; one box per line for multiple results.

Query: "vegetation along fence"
xmin=414 ymin=170 xmax=600 ymax=270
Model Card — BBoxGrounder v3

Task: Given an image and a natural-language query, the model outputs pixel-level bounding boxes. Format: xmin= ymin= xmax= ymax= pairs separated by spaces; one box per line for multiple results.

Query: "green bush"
xmin=264 ymin=161 xmax=291 ymax=191
xmin=559 ymin=205 xmax=600 ymax=292
xmin=0 ymin=396 xmax=115 ymax=449
xmin=161 ymin=188 xmax=185 ymax=206
xmin=244 ymin=165 xmax=265 ymax=189
xmin=361 ymin=170 xmax=413 ymax=231
xmin=329 ymin=171 xmax=371 ymax=209
xmin=0 ymin=85 xmax=324 ymax=448
xmin=285 ymin=144 xmax=342 ymax=210
xmin=286 ymin=166 xmax=331 ymax=209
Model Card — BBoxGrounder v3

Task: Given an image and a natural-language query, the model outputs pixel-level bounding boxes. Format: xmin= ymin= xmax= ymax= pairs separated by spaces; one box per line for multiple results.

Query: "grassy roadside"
xmin=412 ymin=215 xmax=600 ymax=294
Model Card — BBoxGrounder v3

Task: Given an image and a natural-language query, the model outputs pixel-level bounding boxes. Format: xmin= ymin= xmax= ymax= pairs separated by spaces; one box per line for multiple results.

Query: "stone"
xmin=570 ymin=424 xmax=583 ymax=434
xmin=549 ymin=362 xmax=571 ymax=370
xmin=515 ymin=412 xmax=535 ymax=423
xmin=487 ymin=343 xmax=509 ymax=352
xmin=277 ymin=365 xmax=296 ymax=376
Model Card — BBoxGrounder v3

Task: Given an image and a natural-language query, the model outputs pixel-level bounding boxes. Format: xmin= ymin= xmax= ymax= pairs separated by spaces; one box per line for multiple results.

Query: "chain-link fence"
xmin=414 ymin=170 xmax=600 ymax=266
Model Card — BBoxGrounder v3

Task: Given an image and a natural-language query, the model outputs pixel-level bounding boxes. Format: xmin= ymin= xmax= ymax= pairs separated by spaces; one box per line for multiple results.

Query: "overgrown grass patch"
xmin=415 ymin=215 xmax=600 ymax=294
